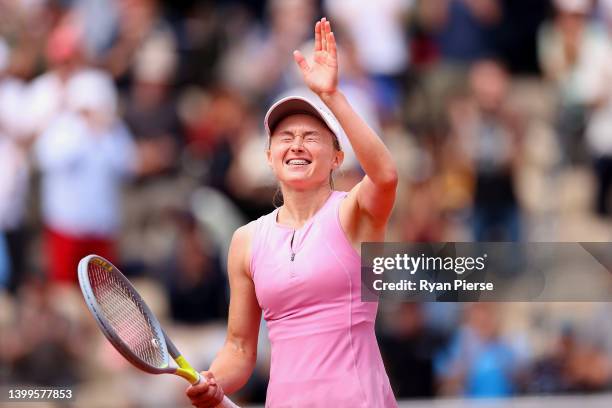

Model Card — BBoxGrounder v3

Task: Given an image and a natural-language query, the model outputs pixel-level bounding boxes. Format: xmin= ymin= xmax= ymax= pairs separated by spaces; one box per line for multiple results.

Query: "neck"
xmin=278 ymin=184 xmax=333 ymax=228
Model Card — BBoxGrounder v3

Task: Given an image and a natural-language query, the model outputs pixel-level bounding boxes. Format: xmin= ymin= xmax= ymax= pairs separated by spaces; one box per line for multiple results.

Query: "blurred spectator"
xmin=75 ymin=0 xmax=120 ymax=58
xmin=218 ymin=0 xmax=316 ymax=100
xmin=181 ymin=86 xmax=247 ymax=181
xmin=0 ymin=0 xmax=65 ymax=82
xmin=35 ymin=70 xmax=137 ymax=283
xmin=420 ymin=0 xmax=502 ymax=64
xmin=325 ymin=0 xmax=411 ymax=76
xmin=494 ymin=0 xmax=550 ymax=74
xmin=163 ymin=211 xmax=228 ymax=325
xmin=26 ymin=18 xmax=86 ymax=137
xmin=0 ymin=38 xmax=30 ymax=292
xmin=528 ymin=325 xmax=576 ymax=394
xmin=578 ymin=7 xmax=612 ymax=216
xmin=436 ymin=303 xmax=520 ymax=397
xmin=599 ymin=0 xmax=612 ymax=30
xmin=0 ymin=235 xmax=8 ymax=288
xmin=123 ymin=28 xmax=182 ymax=177
xmin=101 ymin=0 xmax=178 ymax=87
xmin=401 ymin=179 xmax=448 ymax=241
xmin=528 ymin=324 xmax=611 ymax=393
xmin=537 ymin=0 xmax=608 ymax=164
xmin=379 ymin=303 xmax=447 ymax=398
xmin=324 ymin=0 xmax=413 ymax=115
xmin=0 ymin=281 xmax=89 ymax=386
xmin=175 ymin=1 xmax=231 ymax=87
xmin=180 ymin=85 xmax=277 ymax=219
xmin=446 ymin=59 xmax=522 ymax=241
xmin=408 ymin=0 xmax=503 ymax=140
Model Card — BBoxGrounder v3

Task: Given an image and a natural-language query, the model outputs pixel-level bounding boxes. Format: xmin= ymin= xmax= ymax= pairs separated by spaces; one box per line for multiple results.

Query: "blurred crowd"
xmin=2 ymin=0 xmax=612 ymax=406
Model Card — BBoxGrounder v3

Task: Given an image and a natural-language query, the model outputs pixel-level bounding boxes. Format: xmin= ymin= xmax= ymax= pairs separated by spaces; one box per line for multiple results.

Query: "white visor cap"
xmin=264 ymin=96 xmax=342 ymax=148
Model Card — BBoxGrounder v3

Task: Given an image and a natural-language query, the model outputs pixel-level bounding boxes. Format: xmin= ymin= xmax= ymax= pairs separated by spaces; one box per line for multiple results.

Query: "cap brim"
xmin=264 ymin=96 xmax=338 ymax=138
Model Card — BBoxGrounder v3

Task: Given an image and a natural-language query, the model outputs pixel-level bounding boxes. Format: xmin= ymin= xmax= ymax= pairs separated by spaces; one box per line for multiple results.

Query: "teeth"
xmin=287 ymin=159 xmax=309 ymax=165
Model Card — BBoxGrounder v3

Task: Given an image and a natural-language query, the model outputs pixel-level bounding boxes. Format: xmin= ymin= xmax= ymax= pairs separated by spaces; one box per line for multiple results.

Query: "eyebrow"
xmin=275 ymin=130 xmax=321 ymax=137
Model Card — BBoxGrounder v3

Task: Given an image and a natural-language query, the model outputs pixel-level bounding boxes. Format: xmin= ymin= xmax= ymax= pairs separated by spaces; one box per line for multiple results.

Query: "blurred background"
xmin=2 ymin=0 xmax=612 ymax=406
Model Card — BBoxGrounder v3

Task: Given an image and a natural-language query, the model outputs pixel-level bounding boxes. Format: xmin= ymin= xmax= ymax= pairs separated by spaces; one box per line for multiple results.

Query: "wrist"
xmin=318 ymin=90 xmax=345 ymax=107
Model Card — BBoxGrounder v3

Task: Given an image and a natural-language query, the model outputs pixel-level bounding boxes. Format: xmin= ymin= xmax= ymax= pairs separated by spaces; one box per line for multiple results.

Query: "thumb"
xmin=293 ymin=50 xmax=310 ymax=73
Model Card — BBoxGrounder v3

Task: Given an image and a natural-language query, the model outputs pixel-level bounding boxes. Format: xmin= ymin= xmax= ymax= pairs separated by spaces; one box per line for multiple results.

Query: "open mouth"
xmin=285 ymin=158 xmax=312 ymax=166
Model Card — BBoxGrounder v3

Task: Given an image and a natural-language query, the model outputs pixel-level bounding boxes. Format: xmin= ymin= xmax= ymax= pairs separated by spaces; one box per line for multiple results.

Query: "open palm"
xmin=293 ymin=18 xmax=338 ymax=96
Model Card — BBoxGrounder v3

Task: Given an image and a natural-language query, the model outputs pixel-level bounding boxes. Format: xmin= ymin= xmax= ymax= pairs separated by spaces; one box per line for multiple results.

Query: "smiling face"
xmin=267 ymin=113 xmax=343 ymax=190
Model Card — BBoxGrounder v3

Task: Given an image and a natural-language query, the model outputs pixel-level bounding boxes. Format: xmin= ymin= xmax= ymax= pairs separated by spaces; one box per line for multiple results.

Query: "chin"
xmin=280 ymin=175 xmax=328 ymax=191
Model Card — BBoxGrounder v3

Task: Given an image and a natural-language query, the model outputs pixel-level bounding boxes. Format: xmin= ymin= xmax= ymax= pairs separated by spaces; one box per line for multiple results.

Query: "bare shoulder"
xmin=228 ymin=221 xmax=257 ymax=278
xmin=232 ymin=221 xmax=256 ymax=247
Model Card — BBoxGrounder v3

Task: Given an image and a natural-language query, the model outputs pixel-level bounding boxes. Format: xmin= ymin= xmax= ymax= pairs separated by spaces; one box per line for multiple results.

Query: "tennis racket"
xmin=78 ymin=254 xmax=240 ymax=408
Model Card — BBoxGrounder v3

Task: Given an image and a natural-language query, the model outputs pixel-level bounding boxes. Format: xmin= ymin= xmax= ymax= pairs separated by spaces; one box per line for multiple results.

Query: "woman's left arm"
xmin=294 ymin=18 xmax=398 ymax=237
xmin=320 ymin=91 xmax=398 ymax=226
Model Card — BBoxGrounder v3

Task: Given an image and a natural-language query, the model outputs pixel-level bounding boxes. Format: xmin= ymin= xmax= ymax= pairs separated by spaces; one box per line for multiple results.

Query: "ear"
xmin=266 ymin=148 xmax=273 ymax=168
xmin=332 ymin=150 xmax=344 ymax=170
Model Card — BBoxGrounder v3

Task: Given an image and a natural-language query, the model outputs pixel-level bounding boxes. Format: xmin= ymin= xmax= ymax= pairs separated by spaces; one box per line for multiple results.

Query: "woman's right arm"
xmin=187 ymin=223 xmax=261 ymax=407
xmin=209 ymin=223 xmax=261 ymax=393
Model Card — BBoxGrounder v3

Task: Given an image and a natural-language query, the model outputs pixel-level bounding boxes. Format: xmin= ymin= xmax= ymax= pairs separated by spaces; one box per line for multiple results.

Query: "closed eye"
xmin=274 ymin=131 xmax=295 ymax=143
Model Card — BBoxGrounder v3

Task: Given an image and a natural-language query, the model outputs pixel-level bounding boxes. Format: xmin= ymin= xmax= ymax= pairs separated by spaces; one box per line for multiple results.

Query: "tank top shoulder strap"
xmin=249 ymin=208 xmax=279 ymax=279
xmin=318 ymin=190 xmax=358 ymax=258
xmin=318 ymin=190 xmax=348 ymax=226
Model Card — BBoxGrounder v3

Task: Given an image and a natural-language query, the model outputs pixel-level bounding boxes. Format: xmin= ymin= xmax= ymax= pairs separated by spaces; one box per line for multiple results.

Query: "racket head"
xmin=78 ymin=254 xmax=171 ymax=375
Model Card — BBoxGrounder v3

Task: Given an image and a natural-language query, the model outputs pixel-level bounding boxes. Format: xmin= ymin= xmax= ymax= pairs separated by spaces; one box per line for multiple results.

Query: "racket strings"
xmin=88 ymin=263 xmax=166 ymax=368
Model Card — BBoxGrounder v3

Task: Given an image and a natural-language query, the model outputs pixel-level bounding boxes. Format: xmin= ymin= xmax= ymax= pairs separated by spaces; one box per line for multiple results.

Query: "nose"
xmin=290 ymin=136 xmax=305 ymax=151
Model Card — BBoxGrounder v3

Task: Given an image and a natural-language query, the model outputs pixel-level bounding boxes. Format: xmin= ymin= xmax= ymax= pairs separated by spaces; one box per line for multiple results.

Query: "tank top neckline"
xmin=273 ymin=190 xmax=338 ymax=230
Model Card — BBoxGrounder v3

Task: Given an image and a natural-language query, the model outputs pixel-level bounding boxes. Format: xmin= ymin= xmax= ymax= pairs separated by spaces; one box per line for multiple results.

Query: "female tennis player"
xmin=187 ymin=17 xmax=398 ymax=407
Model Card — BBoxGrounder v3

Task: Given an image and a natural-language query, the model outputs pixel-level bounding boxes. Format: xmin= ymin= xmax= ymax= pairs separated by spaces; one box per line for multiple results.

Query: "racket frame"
xmin=78 ymin=255 xmax=201 ymax=383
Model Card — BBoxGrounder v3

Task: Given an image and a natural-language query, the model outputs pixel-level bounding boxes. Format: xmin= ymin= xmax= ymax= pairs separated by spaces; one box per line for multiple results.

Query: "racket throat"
xmin=175 ymin=367 xmax=200 ymax=384
xmin=174 ymin=355 xmax=200 ymax=384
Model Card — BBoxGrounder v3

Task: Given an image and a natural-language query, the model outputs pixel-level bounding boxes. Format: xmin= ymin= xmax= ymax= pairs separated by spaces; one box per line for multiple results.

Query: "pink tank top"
xmin=250 ymin=191 xmax=397 ymax=408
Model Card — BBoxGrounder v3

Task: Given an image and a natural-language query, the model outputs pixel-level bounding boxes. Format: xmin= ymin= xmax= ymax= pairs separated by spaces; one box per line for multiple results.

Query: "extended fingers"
xmin=314 ymin=21 xmax=322 ymax=51
xmin=293 ymin=50 xmax=310 ymax=72
xmin=324 ymin=19 xmax=331 ymax=37
xmin=327 ymin=30 xmax=336 ymax=60
xmin=319 ymin=18 xmax=335 ymax=57
xmin=320 ymin=17 xmax=327 ymax=52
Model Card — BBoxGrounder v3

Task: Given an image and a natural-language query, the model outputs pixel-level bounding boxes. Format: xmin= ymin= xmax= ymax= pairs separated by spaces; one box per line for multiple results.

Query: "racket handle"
xmin=218 ymin=396 xmax=241 ymax=408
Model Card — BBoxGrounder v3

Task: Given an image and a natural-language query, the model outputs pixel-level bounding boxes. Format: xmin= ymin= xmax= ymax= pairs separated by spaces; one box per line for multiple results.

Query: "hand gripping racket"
xmin=78 ymin=254 xmax=240 ymax=408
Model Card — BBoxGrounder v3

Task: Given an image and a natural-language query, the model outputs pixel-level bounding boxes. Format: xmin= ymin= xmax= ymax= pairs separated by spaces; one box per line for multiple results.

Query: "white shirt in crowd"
xmin=581 ymin=32 xmax=612 ymax=157
xmin=325 ymin=0 xmax=413 ymax=76
xmin=27 ymin=71 xmax=70 ymax=136
xmin=35 ymin=112 xmax=137 ymax=237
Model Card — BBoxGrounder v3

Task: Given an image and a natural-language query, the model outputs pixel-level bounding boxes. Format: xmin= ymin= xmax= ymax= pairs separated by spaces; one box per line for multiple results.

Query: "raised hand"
xmin=293 ymin=17 xmax=338 ymax=97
